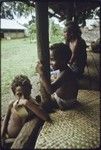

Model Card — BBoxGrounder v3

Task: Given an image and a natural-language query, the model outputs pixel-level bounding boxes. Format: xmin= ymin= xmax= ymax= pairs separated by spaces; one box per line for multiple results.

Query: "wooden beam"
xmin=11 ymin=118 xmax=43 ymax=149
xmin=35 ymin=2 xmax=51 ymax=105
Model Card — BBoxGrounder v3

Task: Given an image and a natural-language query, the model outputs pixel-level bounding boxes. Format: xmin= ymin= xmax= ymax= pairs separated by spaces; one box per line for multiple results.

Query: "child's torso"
xmin=7 ymin=101 xmax=35 ymax=138
xmin=56 ymin=79 xmax=78 ymax=100
xmin=52 ymin=67 xmax=78 ymax=100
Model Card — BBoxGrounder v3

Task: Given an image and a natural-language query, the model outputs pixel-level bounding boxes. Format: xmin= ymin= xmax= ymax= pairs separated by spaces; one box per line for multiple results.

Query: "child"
xmin=64 ymin=21 xmax=87 ymax=78
xmin=1 ymin=75 xmax=50 ymax=146
xmin=36 ymin=43 xmax=78 ymax=110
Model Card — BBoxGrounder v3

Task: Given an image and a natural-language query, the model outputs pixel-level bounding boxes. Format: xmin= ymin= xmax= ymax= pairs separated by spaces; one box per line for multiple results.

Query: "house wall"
xmin=1 ymin=30 xmax=25 ymax=39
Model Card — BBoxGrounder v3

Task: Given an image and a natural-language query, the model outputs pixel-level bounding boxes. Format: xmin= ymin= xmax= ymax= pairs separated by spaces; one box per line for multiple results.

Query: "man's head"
xmin=11 ymin=75 xmax=32 ymax=99
xmin=64 ymin=21 xmax=81 ymax=41
xmin=50 ymin=43 xmax=71 ymax=70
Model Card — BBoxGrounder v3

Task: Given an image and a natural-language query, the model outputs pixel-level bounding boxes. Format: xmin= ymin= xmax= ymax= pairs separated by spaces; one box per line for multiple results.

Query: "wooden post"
xmin=35 ymin=2 xmax=51 ymax=104
xmin=65 ymin=2 xmax=73 ymax=44
xmin=11 ymin=118 xmax=43 ymax=149
xmin=73 ymin=0 xmax=78 ymax=24
xmin=65 ymin=7 xmax=73 ymax=25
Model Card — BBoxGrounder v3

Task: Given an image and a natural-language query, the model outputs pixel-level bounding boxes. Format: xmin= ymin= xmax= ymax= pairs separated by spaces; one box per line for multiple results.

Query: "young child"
xmin=1 ymin=75 xmax=50 ymax=145
xmin=36 ymin=43 xmax=78 ymax=110
xmin=64 ymin=21 xmax=87 ymax=78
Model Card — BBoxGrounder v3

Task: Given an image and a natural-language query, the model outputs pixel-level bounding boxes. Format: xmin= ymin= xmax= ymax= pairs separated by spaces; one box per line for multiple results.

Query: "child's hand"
xmin=14 ymin=96 xmax=28 ymax=108
xmin=18 ymin=98 xmax=28 ymax=106
xmin=36 ymin=61 xmax=44 ymax=75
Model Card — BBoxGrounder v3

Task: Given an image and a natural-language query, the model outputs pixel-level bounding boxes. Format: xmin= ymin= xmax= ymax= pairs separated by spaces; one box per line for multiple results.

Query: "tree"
xmin=0 ymin=1 xmax=35 ymax=19
xmin=49 ymin=19 xmax=64 ymax=43
xmin=1 ymin=1 xmax=100 ymax=27
xmin=28 ymin=22 xmax=36 ymax=43
xmin=78 ymin=7 xmax=100 ymax=27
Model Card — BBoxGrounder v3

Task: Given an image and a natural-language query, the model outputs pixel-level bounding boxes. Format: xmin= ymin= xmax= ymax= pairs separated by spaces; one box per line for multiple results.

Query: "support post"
xmin=65 ymin=2 xmax=73 ymax=44
xmin=73 ymin=0 xmax=78 ymax=24
xmin=35 ymin=2 xmax=51 ymax=104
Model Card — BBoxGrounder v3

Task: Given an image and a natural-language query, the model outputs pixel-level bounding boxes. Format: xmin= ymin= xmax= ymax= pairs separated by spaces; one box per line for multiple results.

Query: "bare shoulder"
xmin=8 ymin=100 xmax=15 ymax=108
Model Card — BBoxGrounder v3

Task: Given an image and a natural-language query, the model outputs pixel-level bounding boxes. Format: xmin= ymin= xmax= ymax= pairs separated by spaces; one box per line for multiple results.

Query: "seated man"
xmin=64 ymin=21 xmax=87 ymax=78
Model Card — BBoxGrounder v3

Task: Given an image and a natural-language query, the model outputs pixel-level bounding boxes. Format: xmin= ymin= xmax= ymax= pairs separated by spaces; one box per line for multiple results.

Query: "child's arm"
xmin=25 ymin=100 xmax=51 ymax=122
xmin=18 ymin=98 xmax=51 ymax=122
xmin=1 ymin=101 xmax=14 ymax=138
xmin=36 ymin=62 xmax=66 ymax=94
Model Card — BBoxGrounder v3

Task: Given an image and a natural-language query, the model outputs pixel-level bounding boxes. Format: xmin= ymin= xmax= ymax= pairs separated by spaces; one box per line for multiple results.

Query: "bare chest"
xmin=69 ymin=40 xmax=77 ymax=51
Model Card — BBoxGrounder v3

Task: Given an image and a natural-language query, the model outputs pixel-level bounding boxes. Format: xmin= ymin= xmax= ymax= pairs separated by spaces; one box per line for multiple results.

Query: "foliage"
xmin=27 ymin=22 xmax=36 ymax=42
xmin=1 ymin=2 xmax=100 ymax=26
xmin=0 ymin=1 xmax=35 ymax=19
xmin=78 ymin=7 xmax=100 ymax=26
xmin=1 ymin=2 xmax=14 ymax=19
xmin=49 ymin=20 xmax=64 ymax=44
xmin=27 ymin=19 xmax=64 ymax=44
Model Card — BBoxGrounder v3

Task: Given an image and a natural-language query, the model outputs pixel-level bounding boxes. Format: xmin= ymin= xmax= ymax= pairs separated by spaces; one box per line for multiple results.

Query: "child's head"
xmin=50 ymin=43 xmax=71 ymax=70
xmin=64 ymin=21 xmax=82 ymax=41
xmin=11 ymin=75 xmax=32 ymax=99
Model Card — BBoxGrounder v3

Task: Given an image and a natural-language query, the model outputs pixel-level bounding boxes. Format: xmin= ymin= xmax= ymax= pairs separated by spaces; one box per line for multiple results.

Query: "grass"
xmin=1 ymin=38 xmax=38 ymax=115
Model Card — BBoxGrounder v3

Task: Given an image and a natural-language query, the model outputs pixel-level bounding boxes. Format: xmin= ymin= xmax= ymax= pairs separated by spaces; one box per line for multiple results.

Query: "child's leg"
xmin=53 ymin=93 xmax=78 ymax=110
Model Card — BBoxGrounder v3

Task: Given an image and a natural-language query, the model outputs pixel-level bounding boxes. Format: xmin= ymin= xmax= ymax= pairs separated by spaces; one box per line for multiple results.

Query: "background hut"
xmin=1 ymin=18 xmax=26 ymax=39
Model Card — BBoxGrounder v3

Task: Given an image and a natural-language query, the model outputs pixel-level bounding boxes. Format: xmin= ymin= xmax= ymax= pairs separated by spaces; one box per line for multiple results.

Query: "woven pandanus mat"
xmin=35 ymin=90 xmax=100 ymax=149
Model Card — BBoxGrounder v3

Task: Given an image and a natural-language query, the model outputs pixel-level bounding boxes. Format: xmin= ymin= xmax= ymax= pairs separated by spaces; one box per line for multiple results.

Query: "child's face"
xmin=15 ymin=86 xmax=24 ymax=100
xmin=50 ymin=50 xmax=61 ymax=70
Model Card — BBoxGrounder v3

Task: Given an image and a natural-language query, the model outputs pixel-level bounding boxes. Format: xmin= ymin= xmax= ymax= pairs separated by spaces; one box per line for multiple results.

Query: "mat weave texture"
xmin=35 ymin=90 xmax=100 ymax=149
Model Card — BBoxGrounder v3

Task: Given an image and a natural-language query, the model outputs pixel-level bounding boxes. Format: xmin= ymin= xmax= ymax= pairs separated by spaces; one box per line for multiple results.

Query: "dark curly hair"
xmin=50 ymin=43 xmax=71 ymax=63
xmin=11 ymin=75 xmax=32 ymax=97
xmin=64 ymin=21 xmax=82 ymax=41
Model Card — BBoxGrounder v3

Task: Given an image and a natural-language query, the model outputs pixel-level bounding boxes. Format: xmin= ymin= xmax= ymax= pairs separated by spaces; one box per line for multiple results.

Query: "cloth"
xmin=53 ymin=93 xmax=77 ymax=109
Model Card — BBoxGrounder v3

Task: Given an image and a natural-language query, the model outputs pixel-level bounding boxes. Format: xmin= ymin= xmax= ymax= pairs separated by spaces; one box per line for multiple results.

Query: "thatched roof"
xmin=1 ymin=18 xmax=26 ymax=30
xmin=48 ymin=1 xmax=100 ymax=21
